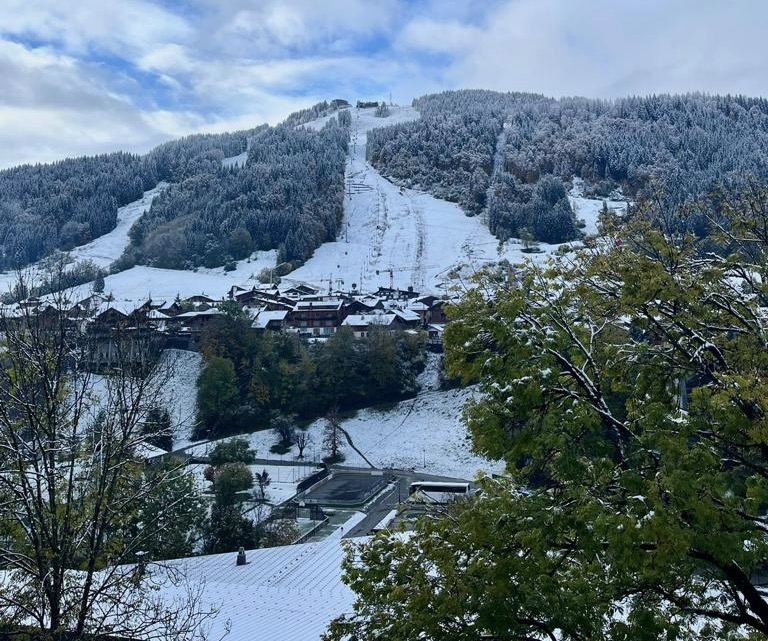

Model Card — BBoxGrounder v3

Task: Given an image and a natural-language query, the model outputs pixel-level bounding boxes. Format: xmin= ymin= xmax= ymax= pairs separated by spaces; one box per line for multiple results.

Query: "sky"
xmin=1 ymin=0 xmax=766 ymax=168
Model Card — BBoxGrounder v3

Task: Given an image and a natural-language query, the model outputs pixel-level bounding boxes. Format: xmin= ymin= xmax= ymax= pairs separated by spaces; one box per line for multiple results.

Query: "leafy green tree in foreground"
xmin=328 ymin=193 xmax=768 ymax=641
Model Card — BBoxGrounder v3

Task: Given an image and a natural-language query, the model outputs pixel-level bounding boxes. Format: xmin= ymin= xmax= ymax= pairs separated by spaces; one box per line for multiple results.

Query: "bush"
xmin=209 ymin=438 xmax=256 ymax=466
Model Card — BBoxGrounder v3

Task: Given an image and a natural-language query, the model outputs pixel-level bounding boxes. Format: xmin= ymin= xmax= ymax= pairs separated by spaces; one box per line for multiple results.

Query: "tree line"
xmin=0 ymin=102 xmax=346 ymax=274
xmin=120 ymin=115 xmax=349 ymax=271
xmin=195 ymin=313 xmax=426 ymax=440
xmin=366 ymin=89 xmax=768 ymax=244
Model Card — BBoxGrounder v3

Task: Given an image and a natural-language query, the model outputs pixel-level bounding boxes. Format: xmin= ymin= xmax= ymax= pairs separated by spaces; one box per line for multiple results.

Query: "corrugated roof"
xmin=158 ymin=512 xmax=367 ymax=641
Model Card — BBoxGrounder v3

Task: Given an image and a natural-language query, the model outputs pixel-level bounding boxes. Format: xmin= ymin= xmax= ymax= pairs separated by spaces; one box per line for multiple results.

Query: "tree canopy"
xmin=329 ymin=191 xmax=768 ymax=640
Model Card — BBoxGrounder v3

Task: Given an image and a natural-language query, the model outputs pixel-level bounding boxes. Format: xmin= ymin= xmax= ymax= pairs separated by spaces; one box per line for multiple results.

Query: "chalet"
xmin=286 ymin=299 xmax=346 ymax=336
xmin=330 ymin=98 xmax=350 ymax=109
xmin=375 ymin=286 xmax=419 ymax=301
xmin=182 ymin=294 xmax=219 ymax=310
xmin=341 ymin=313 xmax=399 ymax=338
xmin=281 ymin=283 xmax=320 ymax=298
xmin=426 ymin=324 xmax=445 ymax=350
xmin=344 ymin=297 xmax=384 ymax=315
xmin=156 ymin=300 xmax=183 ymax=317
xmin=252 ymin=309 xmax=289 ymax=333
xmin=392 ymin=308 xmax=422 ymax=329
xmin=94 ymin=302 xmax=134 ymax=329
xmin=356 ymin=100 xmax=380 ymax=109
xmin=170 ymin=308 xmax=223 ymax=333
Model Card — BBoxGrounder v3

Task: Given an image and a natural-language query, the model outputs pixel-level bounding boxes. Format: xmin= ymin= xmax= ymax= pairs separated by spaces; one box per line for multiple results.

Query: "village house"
xmin=285 ymin=299 xmax=346 ymax=337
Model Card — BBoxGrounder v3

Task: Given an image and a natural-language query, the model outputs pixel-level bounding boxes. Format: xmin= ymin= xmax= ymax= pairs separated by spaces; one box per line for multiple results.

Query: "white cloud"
xmin=208 ymin=0 xmax=401 ymax=54
xmin=449 ymin=0 xmax=768 ymax=98
xmin=396 ymin=19 xmax=482 ymax=55
xmin=0 ymin=0 xmax=190 ymax=60
xmin=2 ymin=0 xmax=768 ymax=169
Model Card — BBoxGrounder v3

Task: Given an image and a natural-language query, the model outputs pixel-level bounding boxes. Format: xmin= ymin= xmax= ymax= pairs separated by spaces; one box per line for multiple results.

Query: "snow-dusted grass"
xmin=569 ymin=177 xmax=628 ymax=236
xmin=0 ymin=184 xmax=164 ymax=295
xmin=187 ymin=355 xmax=503 ymax=482
xmin=154 ymin=349 xmax=203 ymax=450
xmin=68 ymin=183 xmax=168 ymax=268
xmin=43 ymin=249 xmax=278 ymax=307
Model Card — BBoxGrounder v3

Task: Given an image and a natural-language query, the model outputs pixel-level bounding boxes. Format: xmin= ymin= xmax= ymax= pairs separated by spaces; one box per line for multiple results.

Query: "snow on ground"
xmin=187 ymin=374 xmax=504 ymax=482
xmin=0 ymin=184 xmax=163 ymax=295
xmin=46 ymin=250 xmax=278 ymax=307
xmin=161 ymin=514 xmax=366 ymax=641
xmin=288 ymin=105 xmax=586 ymax=296
xmin=67 ymin=183 xmax=168 ymax=268
xmin=569 ymin=177 xmax=628 ymax=236
xmin=155 ymin=349 xmax=203 ymax=449
xmin=222 ymin=150 xmax=248 ymax=169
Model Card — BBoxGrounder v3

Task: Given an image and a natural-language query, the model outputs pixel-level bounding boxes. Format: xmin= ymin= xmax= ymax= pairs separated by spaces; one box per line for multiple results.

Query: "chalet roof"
xmin=182 ymin=294 xmax=217 ymax=303
xmin=393 ymin=309 xmax=421 ymax=323
xmin=252 ymin=309 xmax=289 ymax=329
xmin=96 ymin=300 xmax=136 ymax=316
xmin=173 ymin=308 xmax=223 ymax=320
xmin=293 ymin=299 xmax=344 ymax=311
xmin=342 ymin=313 xmax=397 ymax=328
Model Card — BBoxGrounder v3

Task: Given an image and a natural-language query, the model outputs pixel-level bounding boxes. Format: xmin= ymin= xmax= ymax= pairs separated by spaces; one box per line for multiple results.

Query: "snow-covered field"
xmin=186 ymin=355 xmax=504 ymax=482
xmin=67 ymin=183 xmax=168 ymax=269
xmin=58 ymin=251 xmax=278 ymax=306
xmin=569 ymin=177 xmax=628 ymax=236
xmin=155 ymin=349 xmax=203 ymax=449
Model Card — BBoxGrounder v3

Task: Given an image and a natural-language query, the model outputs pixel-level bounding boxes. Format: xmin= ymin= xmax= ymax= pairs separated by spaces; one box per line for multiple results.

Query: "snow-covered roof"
xmin=394 ymin=309 xmax=420 ymax=323
xmin=173 ymin=308 xmax=222 ymax=320
xmin=158 ymin=513 xmax=367 ymax=641
xmin=342 ymin=313 xmax=396 ymax=328
xmin=96 ymin=300 xmax=137 ymax=316
xmin=293 ymin=299 xmax=343 ymax=311
xmin=252 ymin=310 xmax=289 ymax=329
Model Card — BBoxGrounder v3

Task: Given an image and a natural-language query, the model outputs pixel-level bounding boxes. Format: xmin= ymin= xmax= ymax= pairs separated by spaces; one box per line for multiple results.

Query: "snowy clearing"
xmin=154 ymin=349 xmax=203 ymax=449
xmin=569 ymin=177 xmax=628 ymax=236
xmin=187 ymin=380 xmax=504 ymax=482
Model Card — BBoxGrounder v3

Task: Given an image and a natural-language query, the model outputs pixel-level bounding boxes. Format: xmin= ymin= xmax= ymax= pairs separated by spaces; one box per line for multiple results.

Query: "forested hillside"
xmin=0 ymin=102 xmax=347 ymax=273
xmin=0 ymin=129 xmax=253 ymax=270
xmin=6 ymin=91 xmax=768 ymax=273
xmin=121 ymin=115 xmax=349 ymax=270
xmin=368 ymin=90 xmax=768 ymax=243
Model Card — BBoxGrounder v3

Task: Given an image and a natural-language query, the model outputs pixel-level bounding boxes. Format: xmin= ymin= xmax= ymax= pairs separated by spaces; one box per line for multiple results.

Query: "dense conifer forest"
xmin=4 ymin=91 xmax=768 ymax=271
xmin=368 ymin=90 xmax=768 ymax=243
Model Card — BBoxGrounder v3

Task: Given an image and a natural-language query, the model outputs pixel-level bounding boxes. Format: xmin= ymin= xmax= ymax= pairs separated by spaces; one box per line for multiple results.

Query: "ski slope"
xmin=290 ymin=106 xmax=612 ymax=295
xmin=290 ymin=106 xmax=499 ymax=294
xmin=67 ymin=183 xmax=168 ymax=268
